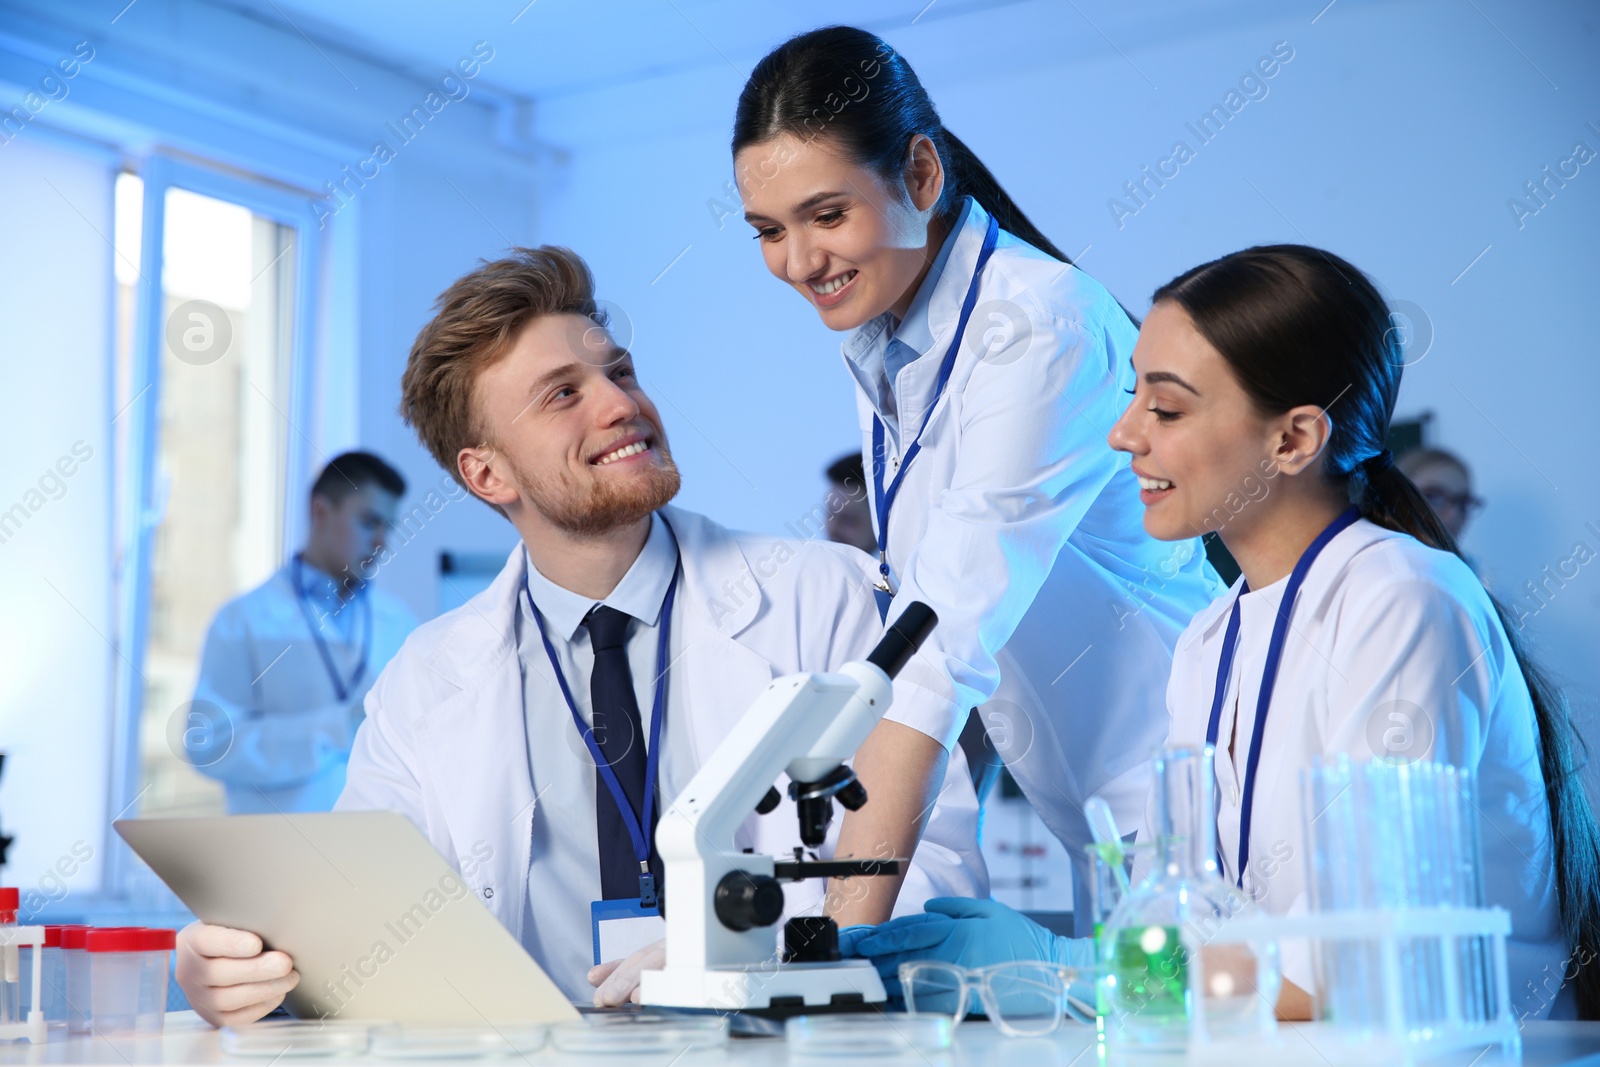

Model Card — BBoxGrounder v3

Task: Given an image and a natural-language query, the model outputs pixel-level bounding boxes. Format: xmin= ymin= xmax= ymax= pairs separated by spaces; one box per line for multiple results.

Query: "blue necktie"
xmin=585 ymin=606 xmax=659 ymax=901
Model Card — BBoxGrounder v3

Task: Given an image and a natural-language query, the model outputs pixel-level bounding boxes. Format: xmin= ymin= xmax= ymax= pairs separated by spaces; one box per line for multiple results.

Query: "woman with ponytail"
xmin=844 ymin=243 xmax=1599 ymax=1021
xmin=733 ymin=26 xmax=1221 ymax=929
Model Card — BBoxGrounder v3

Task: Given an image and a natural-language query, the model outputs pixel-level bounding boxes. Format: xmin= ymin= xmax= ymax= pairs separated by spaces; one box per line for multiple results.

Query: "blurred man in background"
xmin=823 ymin=452 xmax=875 ymax=554
xmin=190 ymin=451 xmax=419 ymax=813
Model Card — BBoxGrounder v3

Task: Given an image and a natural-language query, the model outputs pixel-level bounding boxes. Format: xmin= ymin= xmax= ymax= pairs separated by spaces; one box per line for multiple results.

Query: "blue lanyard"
xmin=523 ymin=556 xmax=680 ymax=903
xmin=290 ymin=555 xmax=371 ymax=704
xmin=870 ymin=211 xmax=1000 ymax=621
xmin=1205 ymin=506 xmax=1361 ymax=887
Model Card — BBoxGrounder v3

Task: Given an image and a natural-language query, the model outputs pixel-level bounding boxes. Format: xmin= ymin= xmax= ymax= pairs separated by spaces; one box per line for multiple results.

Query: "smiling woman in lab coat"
xmin=843 ymin=244 xmax=1600 ymax=1021
xmin=732 ymin=26 xmax=1221 ymax=927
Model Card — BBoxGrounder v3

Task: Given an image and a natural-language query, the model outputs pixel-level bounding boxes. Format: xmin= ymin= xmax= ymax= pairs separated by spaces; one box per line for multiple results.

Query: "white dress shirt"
xmin=516 ymin=513 xmax=683 ymax=994
xmin=1148 ymin=518 xmax=1571 ymax=1019
xmin=193 ymin=558 xmax=418 ymax=813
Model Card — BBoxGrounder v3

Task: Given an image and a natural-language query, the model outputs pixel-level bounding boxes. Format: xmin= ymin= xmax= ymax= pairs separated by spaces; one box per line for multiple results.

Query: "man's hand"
xmin=175 ymin=921 xmax=299 ymax=1027
xmin=586 ymin=939 xmax=664 ymax=1007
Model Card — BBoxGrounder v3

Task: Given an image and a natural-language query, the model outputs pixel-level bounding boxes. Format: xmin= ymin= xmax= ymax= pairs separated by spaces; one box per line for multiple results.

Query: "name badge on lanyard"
xmin=590 ymin=899 xmax=664 ymax=970
xmin=523 ymin=545 xmax=680 ymax=958
xmin=871 ymin=211 xmax=1000 ymax=622
xmin=291 ymin=555 xmax=371 ymax=704
xmin=1205 ymin=506 xmax=1360 ymax=888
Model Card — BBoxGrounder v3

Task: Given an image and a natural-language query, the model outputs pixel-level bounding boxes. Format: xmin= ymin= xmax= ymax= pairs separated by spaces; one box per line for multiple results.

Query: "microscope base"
xmin=639 ymin=959 xmax=887 ymax=1015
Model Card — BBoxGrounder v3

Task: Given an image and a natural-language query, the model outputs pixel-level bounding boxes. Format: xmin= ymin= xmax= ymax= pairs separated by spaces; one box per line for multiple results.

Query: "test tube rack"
xmin=1200 ymin=907 xmax=1518 ymax=1066
xmin=0 ymin=925 xmax=46 ymax=1044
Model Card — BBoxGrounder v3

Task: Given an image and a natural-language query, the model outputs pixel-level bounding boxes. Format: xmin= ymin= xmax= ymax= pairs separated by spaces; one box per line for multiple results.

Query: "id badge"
xmin=591 ymin=898 xmax=665 ymax=967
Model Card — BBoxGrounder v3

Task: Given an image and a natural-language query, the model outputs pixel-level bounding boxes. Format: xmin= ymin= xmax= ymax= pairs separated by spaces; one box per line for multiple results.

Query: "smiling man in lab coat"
xmin=174 ymin=246 xmax=983 ymax=1024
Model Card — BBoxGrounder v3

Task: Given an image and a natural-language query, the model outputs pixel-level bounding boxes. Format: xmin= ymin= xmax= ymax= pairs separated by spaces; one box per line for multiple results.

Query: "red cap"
xmin=63 ymin=926 xmax=140 ymax=950
xmin=0 ymin=887 xmax=17 ymax=913
xmin=44 ymin=925 xmax=89 ymax=948
xmin=86 ymin=928 xmax=176 ymax=953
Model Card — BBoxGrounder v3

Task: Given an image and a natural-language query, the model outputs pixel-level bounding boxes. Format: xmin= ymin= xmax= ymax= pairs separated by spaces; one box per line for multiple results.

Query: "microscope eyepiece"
xmin=866 ymin=601 xmax=937 ymax=679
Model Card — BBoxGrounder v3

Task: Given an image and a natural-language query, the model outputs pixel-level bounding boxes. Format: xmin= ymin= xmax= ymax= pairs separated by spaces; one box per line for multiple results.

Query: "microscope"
xmin=638 ymin=602 xmax=937 ymax=1015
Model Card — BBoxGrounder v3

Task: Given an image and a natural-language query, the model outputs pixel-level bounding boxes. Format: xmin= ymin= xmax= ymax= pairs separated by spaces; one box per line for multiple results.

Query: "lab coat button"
xmin=483 ymin=887 xmax=494 ymax=899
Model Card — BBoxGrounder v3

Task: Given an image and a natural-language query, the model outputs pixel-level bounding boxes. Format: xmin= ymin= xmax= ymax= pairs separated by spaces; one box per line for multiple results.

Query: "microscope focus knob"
xmin=713 ymin=870 xmax=785 ymax=932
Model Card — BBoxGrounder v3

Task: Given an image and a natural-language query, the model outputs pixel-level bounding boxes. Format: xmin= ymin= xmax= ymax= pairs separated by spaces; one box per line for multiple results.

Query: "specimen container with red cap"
xmin=63 ymin=926 xmax=141 ymax=1036
xmin=86 ymin=927 xmax=176 ymax=1035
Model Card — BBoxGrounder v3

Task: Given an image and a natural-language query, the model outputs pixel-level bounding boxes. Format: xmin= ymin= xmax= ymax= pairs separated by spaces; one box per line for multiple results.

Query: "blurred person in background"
xmin=823 ymin=452 xmax=875 ymax=554
xmin=190 ymin=451 xmax=419 ymax=814
xmin=1398 ymin=446 xmax=1481 ymax=543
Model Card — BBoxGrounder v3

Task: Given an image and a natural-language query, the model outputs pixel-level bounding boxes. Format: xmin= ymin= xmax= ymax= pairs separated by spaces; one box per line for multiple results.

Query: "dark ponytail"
xmin=1156 ymin=244 xmax=1600 ymax=1018
xmin=733 ymin=25 xmax=1073 ymax=264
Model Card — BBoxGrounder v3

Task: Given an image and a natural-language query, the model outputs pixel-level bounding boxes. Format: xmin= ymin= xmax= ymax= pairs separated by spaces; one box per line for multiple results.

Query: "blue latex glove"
xmin=840 ymin=897 xmax=1094 ymax=999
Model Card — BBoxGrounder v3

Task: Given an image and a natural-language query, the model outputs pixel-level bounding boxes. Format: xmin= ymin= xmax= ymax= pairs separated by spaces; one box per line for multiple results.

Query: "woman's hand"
xmin=1276 ymin=976 xmax=1313 ymax=1020
xmin=840 ymin=897 xmax=1090 ymax=994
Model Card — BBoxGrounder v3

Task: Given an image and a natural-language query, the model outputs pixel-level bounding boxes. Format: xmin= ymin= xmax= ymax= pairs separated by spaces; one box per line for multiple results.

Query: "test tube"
xmin=0 ymin=888 xmax=16 ymax=1027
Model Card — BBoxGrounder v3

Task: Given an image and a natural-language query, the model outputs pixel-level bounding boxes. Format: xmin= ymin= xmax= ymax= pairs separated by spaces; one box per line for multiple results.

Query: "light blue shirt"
xmin=515 ymin=512 xmax=679 ymax=1000
xmin=864 ymin=195 xmax=974 ymax=442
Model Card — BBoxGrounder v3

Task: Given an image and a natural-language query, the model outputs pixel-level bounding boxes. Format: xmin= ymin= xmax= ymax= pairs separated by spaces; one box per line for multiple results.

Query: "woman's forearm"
xmin=824 ymin=720 xmax=950 ymax=926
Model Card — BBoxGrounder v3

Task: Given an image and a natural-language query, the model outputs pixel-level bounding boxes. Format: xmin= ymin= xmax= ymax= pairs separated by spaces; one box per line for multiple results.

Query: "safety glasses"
xmin=897 ymin=961 xmax=1094 ymax=1036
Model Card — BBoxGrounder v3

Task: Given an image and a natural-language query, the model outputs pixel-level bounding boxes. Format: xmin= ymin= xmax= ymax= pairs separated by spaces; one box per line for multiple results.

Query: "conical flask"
xmin=1099 ymin=743 xmax=1280 ymax=1050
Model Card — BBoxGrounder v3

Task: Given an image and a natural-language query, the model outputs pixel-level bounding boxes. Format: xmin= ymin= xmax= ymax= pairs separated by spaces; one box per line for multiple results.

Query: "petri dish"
xmin=220 ymin=1019 xmax=372 ymax=1056
xmin=551 ymin=1013 xmax=729 ymax=1054
xmin=369 ymin=1022 xmax=548 ymax=1058
xmin=786 ymin=1013 xmax=953 ymax=1055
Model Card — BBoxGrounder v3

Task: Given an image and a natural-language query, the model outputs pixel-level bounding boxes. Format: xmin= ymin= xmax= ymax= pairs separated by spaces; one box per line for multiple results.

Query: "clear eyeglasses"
xmin=897 ymin=961 xmax=1094 ymax=1036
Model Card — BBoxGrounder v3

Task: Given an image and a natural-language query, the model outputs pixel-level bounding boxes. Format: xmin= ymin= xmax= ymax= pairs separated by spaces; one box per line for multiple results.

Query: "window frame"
xmin=106 ymin=154 xmax=325 ymax=896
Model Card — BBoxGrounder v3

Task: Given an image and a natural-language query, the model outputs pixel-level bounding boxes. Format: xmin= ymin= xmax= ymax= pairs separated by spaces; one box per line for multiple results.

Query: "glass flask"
xmin=1098 ymin=744 xmax=1281 ymax=1051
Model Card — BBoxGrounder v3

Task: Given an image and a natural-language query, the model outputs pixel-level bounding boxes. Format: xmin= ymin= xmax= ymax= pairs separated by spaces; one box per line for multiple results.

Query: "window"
xmin=110 ymin=158 xmax=322 ymax=844
xmin=116 ymin=176 xmax=301 ymax=817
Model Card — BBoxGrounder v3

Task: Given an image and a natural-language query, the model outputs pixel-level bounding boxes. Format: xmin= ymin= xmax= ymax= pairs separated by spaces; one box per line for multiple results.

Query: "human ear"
xmin=458 ymin=444 xmax=518 ymax=509
xmin=903 ymin=133 xmax=944 ymax=213
xmin=1270 ymin=404 xmax=1334 ymax=475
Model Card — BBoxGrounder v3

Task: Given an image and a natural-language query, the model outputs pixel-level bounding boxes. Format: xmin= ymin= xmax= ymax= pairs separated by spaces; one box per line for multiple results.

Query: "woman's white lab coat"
xmin=336 ymin=505 xmax=986 ymax=984
xmin=1153 ymin=517 xmax=1571 ymax=1019
xmin=846 ymin=198 xmax=1222 ymax=893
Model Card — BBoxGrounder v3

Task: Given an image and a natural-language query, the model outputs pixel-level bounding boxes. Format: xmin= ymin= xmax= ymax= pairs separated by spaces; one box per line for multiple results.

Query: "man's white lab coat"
xmin=336 ymin=505 xmax=985 ymax=983
xmin=194 ymin=561 xmax=417 ymax=813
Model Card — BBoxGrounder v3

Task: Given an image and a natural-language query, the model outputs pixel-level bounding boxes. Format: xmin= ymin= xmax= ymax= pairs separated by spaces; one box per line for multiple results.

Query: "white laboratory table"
xmin=3 ymin=1014 xmax=1600 ymax=1067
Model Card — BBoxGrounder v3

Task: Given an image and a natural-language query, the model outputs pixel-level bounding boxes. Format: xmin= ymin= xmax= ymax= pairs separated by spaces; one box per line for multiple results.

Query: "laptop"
xmin=116 ymin=811 xmax=581 ymax=1025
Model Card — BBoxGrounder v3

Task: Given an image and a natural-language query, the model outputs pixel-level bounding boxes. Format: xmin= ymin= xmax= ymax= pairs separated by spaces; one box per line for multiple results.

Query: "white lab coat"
xmin=193 ymin=561 xmax=417 ymax=813
xmin=845 ymin=198 xmax=1222 ymax=891
xmin=1149 ymin=518 xmax=1570 ymax=1019
xmin=337 ymin=505 xmax=985 ymax=995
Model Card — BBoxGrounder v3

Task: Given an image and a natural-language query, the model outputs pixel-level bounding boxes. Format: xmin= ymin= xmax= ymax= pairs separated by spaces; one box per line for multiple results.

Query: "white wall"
xmin=0 ymin=135 xmax=114 ymax=902
xmin=537 ymin=0 xmax=1600 ymax=735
